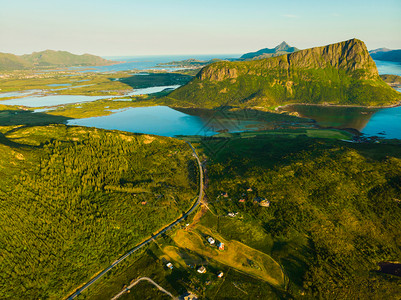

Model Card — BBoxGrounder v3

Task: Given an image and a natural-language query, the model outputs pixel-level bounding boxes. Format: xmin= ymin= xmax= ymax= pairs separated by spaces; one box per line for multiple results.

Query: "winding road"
xmin=66 ymin=142 xmax=203 ymax=299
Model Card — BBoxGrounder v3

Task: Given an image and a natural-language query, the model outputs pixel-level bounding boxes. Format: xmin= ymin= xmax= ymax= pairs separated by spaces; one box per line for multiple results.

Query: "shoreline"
xmin=276 ymin=101 xmax=401 ymax=110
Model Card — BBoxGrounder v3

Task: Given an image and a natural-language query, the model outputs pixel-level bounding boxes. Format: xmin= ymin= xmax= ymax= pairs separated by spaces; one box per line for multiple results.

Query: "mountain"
xmin=21 ymin=50 xmax=114 ymax=67
xmin=0 ymin=50 xmax=116 ymax=71
xmin=240 ymin=41 xmax=299 ymax=60
xmin=369 ymin=47 xmax=391 ymax=55
xmin=370 ymin=48 xmax=401 ymax=62
xmin=0 ymin=53 xmax=32 ymax=71
xmin=166 ymin=39 xmax=401 ymax=108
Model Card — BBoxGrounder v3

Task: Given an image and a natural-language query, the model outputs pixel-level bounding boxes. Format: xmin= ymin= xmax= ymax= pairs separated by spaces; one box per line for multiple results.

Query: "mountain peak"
xmin=240 ymin=41 xmax=298 ymax=60
xmin=275 ymin=41 xmax=290 ymax=50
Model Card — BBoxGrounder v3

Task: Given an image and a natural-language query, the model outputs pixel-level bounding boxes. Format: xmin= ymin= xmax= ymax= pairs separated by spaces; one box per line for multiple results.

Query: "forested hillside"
xmin=200 ymin=135 xmax=401 ymax=298
xmin=0 ymin=125 xmax=197 ymax=299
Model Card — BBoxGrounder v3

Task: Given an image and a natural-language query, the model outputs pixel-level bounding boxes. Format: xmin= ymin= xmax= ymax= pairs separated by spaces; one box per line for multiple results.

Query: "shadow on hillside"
xmin=0 ymin=110 xmax=71 ymax=148
xmin=118 ymin=73 xmax=192 ymax=89
xmin=0 ymin=110 xmax=71 ymax=127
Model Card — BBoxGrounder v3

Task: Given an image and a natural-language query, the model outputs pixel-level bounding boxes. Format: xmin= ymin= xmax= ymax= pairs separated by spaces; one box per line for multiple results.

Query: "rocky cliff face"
xmin=169 ymin=39 xmax=400 ymax=108
xmin=198 ymin=39 xmax=378 ymax=81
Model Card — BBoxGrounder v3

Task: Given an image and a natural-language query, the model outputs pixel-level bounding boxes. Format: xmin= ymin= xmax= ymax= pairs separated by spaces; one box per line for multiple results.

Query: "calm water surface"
xmin=362 ymin=106 xmax=401 ymax=138
xmin=375 ymin=60 xmax=401 ymax=76
xmin=67 ymin=106 xmax=267 ymax=137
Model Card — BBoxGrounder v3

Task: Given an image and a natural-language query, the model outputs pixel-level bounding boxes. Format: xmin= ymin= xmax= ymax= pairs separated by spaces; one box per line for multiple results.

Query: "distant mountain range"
xmin=240 ymin=41 xmax=299 ymax=60
xmin=369 ymin=48 xmax=401 ymax=62
xmin=156 ymin=42 xmax=299 ymax=68
xmin=0 ymin=50 xmax=116 ymax=71
xmin=166 ymin=39 xmax=401 ymax=108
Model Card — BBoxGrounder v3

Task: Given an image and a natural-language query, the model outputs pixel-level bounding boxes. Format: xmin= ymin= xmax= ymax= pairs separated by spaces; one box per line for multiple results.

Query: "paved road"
xmin=111 ymin=277 xmax=177 ymax=300
xmin=66 ymin=142 xmax=203 ymax=299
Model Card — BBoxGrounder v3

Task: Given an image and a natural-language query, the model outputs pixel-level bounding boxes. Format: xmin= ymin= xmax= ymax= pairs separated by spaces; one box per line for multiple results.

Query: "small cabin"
xmin=197 ymin=266 xmax=206 ymax=274
xmin=166 ymin=262 xmax=173 ymax=269
xmin=218 ymin=272 xmax=224 ymax=278
xmin=218 ymin=242 xmax=225 ymax=251
xmin=207 ymin=237 xmax=215 ymax=245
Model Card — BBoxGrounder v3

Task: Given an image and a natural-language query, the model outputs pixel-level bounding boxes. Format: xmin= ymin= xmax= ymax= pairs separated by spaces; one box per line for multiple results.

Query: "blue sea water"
xmin=71 ymin=54 xmax=240 ymax=72
xmin=375 ymin=60 xmax=401 ymax=76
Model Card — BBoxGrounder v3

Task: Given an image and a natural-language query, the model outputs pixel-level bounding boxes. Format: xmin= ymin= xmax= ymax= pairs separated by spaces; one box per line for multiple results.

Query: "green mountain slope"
xmin=167 ymin=39 xmax=401 ymax=108
xmin=0 ymin=50 xmax=116 ymax=70
xmin=240 ymin=41 xmax=299 ymax=60
xmin=0 ymin=53 xmax=32 ymax=71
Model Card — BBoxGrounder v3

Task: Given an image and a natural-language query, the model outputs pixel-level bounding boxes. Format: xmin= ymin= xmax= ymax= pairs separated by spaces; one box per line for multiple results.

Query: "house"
xmin=166 ymin=262 xmax=173 ymax=269
xmin=141 ymin=201 xmax=147 ymax=205
xmin=222 ymin=192 xmax=228 ymax=198
xmin=182 ymin=292 xmax=198 ymax=300
xmin=238 ymin=199 xmax=246 ymax=203
xmin=247 ymin=187 xmax=253 ymax=192
xmin=207 ymin=237 xmax=215 ymax=245
xmin=259 ymin=200 xmax=270 ymax=207
xmin=218 ymin=272 xmax=224 ymax=278
xmin=218 ymin=242 xmax=225 ymax=251
xmin=197 ymin=266 xmax=206 ymax=274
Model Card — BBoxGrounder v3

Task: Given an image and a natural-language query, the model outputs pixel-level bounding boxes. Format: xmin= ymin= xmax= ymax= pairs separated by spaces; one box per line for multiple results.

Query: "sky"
xmin=1 ymin=0 xmax=401 ymax=56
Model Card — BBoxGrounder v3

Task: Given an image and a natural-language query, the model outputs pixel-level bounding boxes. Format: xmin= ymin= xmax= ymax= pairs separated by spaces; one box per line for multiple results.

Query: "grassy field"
xmin=0 ymin=72 xmax=128 ymax=95
xmin=85 ymin=234 xmax=289 ymax=300
xmin=171 ymin=224 xmax=285 ymax=287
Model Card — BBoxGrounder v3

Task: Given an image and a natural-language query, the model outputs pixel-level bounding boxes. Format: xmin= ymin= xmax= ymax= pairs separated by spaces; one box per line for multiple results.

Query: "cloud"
xmin=282 ymin=14 xmax=299 ymax=18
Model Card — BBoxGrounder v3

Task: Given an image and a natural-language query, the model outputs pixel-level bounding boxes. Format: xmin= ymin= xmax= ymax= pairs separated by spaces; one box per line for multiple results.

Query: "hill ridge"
xmin=0 ymin=50 xmax=116 ymax=70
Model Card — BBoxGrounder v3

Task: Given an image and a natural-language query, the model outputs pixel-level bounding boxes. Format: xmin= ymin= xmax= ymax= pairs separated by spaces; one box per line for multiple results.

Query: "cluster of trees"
xmin=203 ymin=135 xmax=401 ymax=298
xmin=0 ymin=126 xmax=197 ymax=299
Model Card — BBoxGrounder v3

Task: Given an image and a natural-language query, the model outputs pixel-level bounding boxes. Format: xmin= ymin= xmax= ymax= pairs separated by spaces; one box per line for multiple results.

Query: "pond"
xmin=67 ymin=106 xmax=268 ymax=137
xmin=284 ymin=104 xmax=401 ymax=139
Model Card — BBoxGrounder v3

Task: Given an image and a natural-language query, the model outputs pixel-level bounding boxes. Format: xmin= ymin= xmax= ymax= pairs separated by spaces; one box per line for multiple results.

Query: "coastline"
xmin=276 ymin=101 xmax=401 ymax=110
